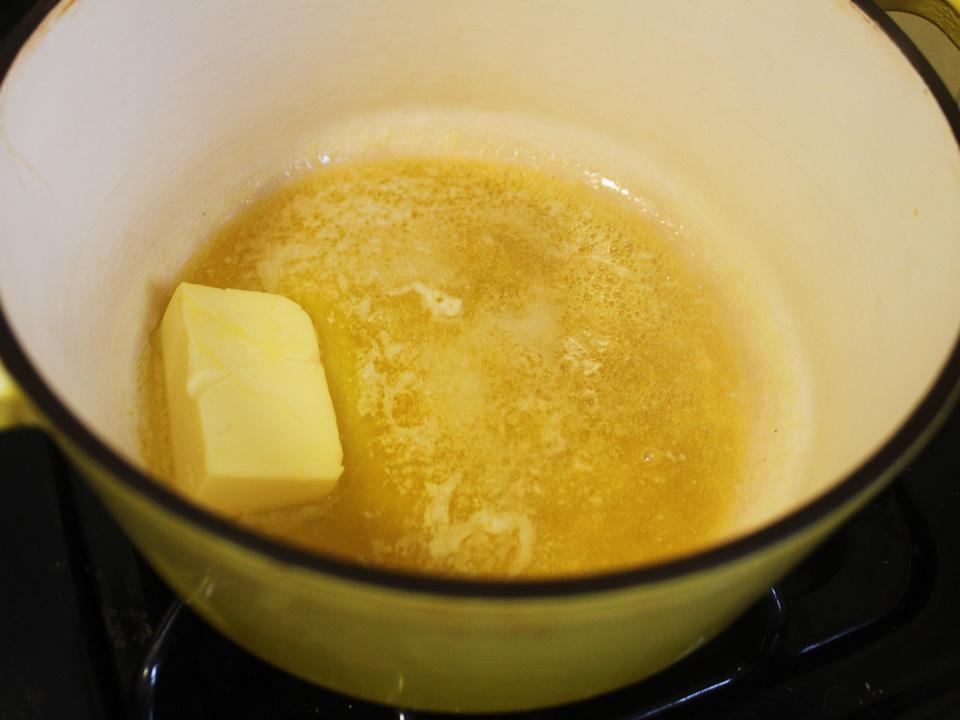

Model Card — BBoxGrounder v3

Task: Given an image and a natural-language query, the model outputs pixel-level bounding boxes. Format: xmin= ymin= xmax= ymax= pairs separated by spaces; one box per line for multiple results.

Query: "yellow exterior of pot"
xmin=0 ymin=361 xmax=30 ymax=427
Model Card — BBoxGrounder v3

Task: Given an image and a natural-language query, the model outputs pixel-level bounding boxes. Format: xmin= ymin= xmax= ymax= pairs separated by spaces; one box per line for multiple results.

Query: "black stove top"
xmin=2 ymin=403 xmax=959 ymax=720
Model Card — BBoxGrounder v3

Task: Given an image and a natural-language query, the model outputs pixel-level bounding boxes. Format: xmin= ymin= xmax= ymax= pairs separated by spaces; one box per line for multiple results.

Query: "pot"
xmin=1 ymin=0 xmax=960 ymax=712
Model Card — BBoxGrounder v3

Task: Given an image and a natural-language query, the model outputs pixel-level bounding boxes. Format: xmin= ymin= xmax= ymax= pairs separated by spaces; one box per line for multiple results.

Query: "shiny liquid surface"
xmin=140 ymin=158 xmax=760 ymax=578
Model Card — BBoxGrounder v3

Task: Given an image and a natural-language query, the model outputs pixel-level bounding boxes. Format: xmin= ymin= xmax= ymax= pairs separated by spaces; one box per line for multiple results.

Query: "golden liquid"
xmin=139 ymin=157 xmax=757 ymax=578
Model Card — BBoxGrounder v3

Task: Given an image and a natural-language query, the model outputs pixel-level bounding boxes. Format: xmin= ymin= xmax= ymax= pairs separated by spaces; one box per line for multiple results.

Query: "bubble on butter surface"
xmin=391 ymin=282 xmax=463 ymax=318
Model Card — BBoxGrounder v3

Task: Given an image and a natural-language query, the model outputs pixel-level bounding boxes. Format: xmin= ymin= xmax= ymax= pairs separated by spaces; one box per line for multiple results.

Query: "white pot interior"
xmin=1 ymin=0 xmax=959 ymax=543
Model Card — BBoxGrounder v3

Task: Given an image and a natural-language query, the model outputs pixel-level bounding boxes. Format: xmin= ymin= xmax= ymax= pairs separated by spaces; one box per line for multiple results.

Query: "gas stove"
xmin=2 ymin=3 xmax=960 ymax=719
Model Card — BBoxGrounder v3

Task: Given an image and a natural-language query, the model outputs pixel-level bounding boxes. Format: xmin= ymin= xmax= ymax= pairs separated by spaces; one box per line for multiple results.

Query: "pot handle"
xmin=0 ymin=361 xmax=30 ymax=429
xmin=876 ymin=0 xmax=960 ymax=51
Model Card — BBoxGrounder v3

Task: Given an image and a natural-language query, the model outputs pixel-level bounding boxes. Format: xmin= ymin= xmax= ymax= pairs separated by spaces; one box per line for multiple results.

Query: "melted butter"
xmin=139 ymin=157 xmax=758 ymax=578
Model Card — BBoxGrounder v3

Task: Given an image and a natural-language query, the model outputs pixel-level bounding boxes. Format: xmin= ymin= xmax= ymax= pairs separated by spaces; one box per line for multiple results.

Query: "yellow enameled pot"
xmin=2 ymin=0 xmax=960 ymax=712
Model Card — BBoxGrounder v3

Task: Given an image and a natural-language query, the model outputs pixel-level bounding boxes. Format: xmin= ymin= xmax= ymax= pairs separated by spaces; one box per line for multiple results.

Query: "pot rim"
xmin=1 ymin=0 xmax=958 ymax=599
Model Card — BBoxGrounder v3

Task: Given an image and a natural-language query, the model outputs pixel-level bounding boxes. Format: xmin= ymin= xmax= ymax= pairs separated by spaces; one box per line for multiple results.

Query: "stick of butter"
xmin=160 ymin=282 xmax=343 ymax=514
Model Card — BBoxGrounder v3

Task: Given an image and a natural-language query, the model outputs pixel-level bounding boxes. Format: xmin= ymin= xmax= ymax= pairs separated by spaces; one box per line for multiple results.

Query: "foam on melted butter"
xmin=140 ymin=157 xmax=759 ymax=578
